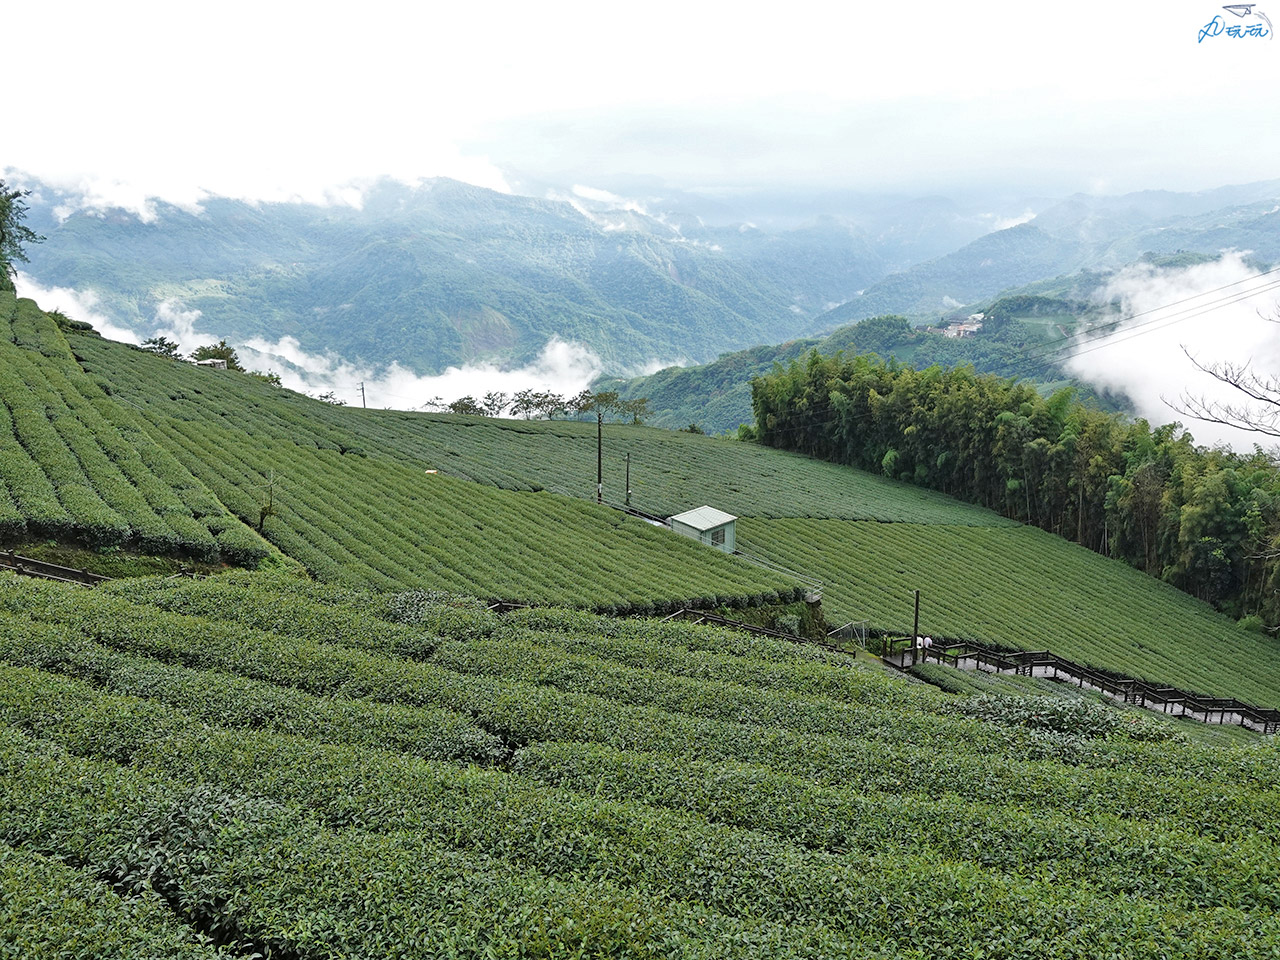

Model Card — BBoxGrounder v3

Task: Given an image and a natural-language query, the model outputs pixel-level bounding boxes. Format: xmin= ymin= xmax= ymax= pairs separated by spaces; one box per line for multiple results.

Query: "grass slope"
xmin=3 ymin=573 xmax=1280 ymax=958
xmin=3 ymin=299 xmax=1273 ymax=700
xmin=49 ymin=313 xmax=795 ymax=612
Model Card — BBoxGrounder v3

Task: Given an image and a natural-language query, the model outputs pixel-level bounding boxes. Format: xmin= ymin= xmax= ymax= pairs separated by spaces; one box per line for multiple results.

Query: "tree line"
xmin=141 ymin=336 xmax=281 ymax=385
xmin=750 ymin=352 xmax=1280 ymax=630
xmin=427 ymin=390 xmax=651 ymax=424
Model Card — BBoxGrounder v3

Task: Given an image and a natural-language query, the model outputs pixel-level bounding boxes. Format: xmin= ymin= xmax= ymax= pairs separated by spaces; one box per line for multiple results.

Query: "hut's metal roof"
xmin=669 ymin=505 xmax=737 ymax=531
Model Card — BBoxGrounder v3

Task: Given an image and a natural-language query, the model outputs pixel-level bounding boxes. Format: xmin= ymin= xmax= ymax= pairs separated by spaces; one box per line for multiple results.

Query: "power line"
xmin=749 ymin=267 xmax=1280 ymax=441
xmin=984 ymin=265 xmax=1280 ymax=379
xmin=1046 ymin=279 xmax=1280 ymax=365
xmin=1005 ymin=273 xmax=1280 ymax=374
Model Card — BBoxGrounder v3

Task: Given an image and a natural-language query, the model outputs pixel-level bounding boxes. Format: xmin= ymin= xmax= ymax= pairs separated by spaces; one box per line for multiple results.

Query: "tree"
xmin=622 ymin=397 xmax=652 ymax=425
xmin=481 ymin=391 xmax=509 ymax=417
xmin=510 ymin=389 xmax=537 ymax=419
xmin=190 ymin=340 xmax=244 ymax=372
xmin=141 ymin=336 xmax=183 ymax=360
xmin=590 ymin=390 xmax=621 ymax=420
xmin=537 ymin=391 xmax=567 ymax=420
xmin=0 ymin=181 xmax=44 ymax=290
xmin=317 ymin=390 xmax=346 ymax=406
xmin=447 ymin=395 xmax=484 ymax=416
xmin=568 ymin=390 xmax=596 ymax=420
xmin=250 ymin=370 xmax=283 ymax=386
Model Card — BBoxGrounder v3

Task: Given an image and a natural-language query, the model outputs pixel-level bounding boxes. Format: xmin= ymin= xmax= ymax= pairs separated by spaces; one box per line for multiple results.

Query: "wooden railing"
xmin=0 ymin=551 xmax=111 ymax=588
xmin=883 ymin=635 xmax=1280 ymax=735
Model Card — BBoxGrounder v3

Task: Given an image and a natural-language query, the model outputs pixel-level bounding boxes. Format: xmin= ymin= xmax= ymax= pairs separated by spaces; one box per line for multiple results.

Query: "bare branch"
xmin=1170 ymin=345 xmax=1280 ymax=438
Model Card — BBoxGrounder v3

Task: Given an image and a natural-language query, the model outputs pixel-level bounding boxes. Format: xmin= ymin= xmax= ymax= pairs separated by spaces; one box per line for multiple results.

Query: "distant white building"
xmin=669 ymin=505 xmax=737 ymax=554
xmin=942 ymin=319 xmax=983 ymax=339
xmin=195 ymin=358 xmax=228 ymax=369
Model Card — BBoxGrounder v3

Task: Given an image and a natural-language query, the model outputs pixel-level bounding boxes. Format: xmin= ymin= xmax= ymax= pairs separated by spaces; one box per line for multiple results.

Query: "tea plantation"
xmin=4 ymin=572 xmax=1280 ymax=958
xmin=5 ymin=293 xmax=1280 ymax=956
xmin=1 ymin=295 xmax=794 ymax=613
xmin=2 ymin=291 xmax=1277 ymax=700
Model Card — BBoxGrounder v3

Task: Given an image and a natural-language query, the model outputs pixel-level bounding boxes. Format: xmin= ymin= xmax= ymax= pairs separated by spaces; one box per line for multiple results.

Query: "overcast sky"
xmin=8 ymin=0 xmax=1280 ymax=208
xmin=9 ymin=0 xmax=1280 ymax=449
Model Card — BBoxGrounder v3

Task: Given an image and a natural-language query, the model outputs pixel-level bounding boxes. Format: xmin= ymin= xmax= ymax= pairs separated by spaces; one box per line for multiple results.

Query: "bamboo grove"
xmin=751 ymin=353 xmax=1280 ymax=627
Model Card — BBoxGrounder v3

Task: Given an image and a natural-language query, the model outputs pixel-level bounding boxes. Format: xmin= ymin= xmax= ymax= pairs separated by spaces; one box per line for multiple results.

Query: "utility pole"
xmin=359 ymin=382 xmax=367 ymax=408
xmin=625 ymin=453 xmax=631 ymax=507
xmin=596 ymin=405 xmax=603 ymax=504
xmin=912 ymin=589 xmax=921 ymax=666
xmin=257 ymin=469 xmax=279 ymax=533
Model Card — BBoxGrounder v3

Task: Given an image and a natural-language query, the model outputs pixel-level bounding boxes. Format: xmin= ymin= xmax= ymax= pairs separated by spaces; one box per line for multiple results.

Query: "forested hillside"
xmin=597 ymin=300 xmax=1116 ymax=433
xmin=751 ymin=353 xmax=1280 ymax=629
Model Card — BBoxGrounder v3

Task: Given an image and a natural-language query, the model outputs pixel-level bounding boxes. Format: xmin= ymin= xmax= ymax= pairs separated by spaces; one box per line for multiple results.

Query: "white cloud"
xmin=630 ymin=356 xmax=690 ymax=377
xmin=153 ymin=300 xmax=205 ymax=344
xmin=11 ymin=274 xmax=142 ymax=344
xmin=232 ymin=335 xmax=606 ymax=411
xmin=989 ymin=209 xmax=1036 ymax=231
xmin=1065 ymin=253 xmax=1280 ymax=451
xmin=572 ymin=184 xmax=647 ymax=214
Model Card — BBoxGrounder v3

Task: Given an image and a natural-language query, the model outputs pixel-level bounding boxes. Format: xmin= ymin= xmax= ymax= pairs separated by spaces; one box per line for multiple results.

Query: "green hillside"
xmin=3 ymin=298 xmax=795 ymax=613
xmin=737 ymin=519 xmax=1280 ymax=705
xmin=821 ymin=224 xmax=1088 ymax=326
xmin=0 ymin=291 xmax=275 ymax=565
xmin=596 ymin=301 xmax=1115 ymax=434
xmin=3 ymin=295 xmax=1277 ymax=703
xmin=3 ymin=572 xmax=1280 ymax=958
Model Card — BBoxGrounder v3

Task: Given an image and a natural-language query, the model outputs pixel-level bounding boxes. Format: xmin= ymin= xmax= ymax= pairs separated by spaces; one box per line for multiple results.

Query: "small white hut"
xmin=669 ymin=505 xmax=737 ymax=554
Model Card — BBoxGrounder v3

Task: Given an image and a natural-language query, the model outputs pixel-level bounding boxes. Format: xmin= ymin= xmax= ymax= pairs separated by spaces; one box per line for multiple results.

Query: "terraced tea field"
xmin=736 ymin=518 xmax=1280 ymax=706
xmin=0 ymin=292 xmax=273 ymax=564
xmin=2 ymin=301 xmax=793 ymax=612
xmin=3 ymin=572 xmax=1279 ymax=959
xmin=2 ymin=294 xmax=1274 ymax=701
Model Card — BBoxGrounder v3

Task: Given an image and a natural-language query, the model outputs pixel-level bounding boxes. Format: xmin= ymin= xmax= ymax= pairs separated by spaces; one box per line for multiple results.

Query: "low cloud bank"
xmin=1065 ymin=252 xmax=1280 ymax=452
xmin=237 ymin=334 xmax=606 ymax=409
xmin=11 ymin=276 xmax=611 ymax=410
xmin=12 ymin=275 xmax=142 ymax=344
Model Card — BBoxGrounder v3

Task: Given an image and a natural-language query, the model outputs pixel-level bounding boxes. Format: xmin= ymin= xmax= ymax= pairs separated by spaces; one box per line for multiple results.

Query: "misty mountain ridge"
xmin=13 ymin=174 xmax=1279 ymax=385
xmin=814 ymin=183 xmax=1280 ymax=331
xmin=598 ymin=246 xmax=1267 ymax=436
xmin=21 ymin=176 xmax=891 ymax=376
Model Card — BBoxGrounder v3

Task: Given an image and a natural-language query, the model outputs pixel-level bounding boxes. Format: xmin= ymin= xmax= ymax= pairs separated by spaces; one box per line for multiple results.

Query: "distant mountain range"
xmin=13 ymin=174 xmax=1280 ymax=379
xmin=17 ymin=178 xmax=887 ymax=375
xmin=597 ymin=255 xmax=1208 ymax=434
xmin=818 ymin=181 xmax=1280 ymax=329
